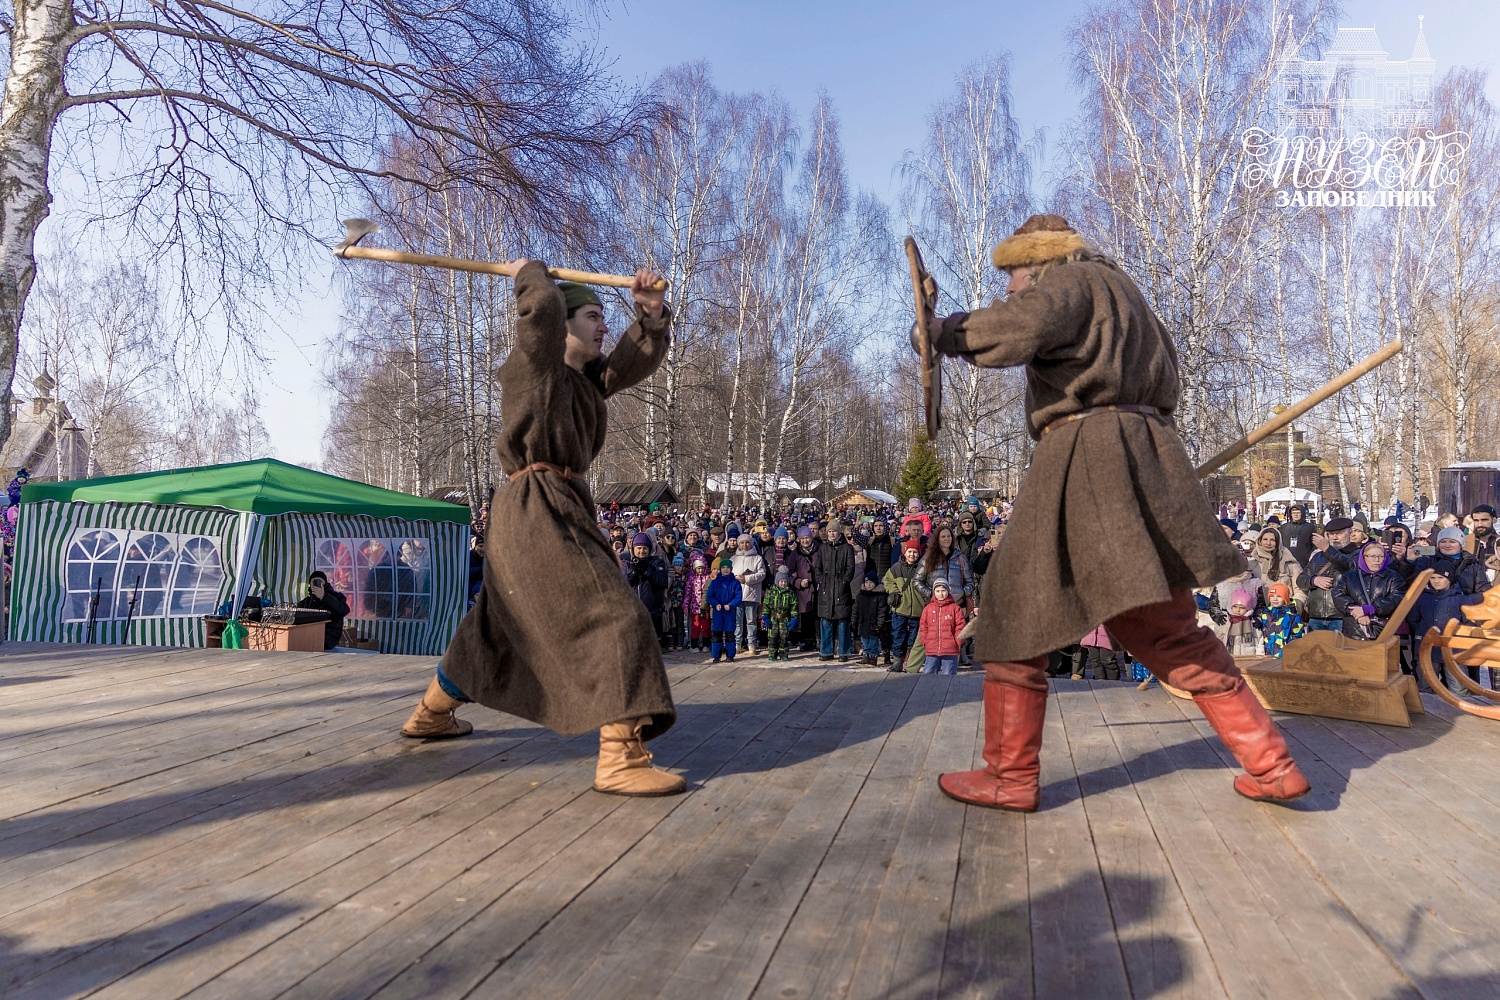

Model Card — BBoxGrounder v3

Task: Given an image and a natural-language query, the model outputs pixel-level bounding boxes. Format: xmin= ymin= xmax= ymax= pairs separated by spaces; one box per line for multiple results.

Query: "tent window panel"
xmin=315 ymin=537 xmax=432 ymax=621
xmin=170 ymin=537 xmax=226 ymax=616
xmin=116 ymin=533 xmax=176 ymax=618
xmin=64 ymin=529 xmax=123 ymax=622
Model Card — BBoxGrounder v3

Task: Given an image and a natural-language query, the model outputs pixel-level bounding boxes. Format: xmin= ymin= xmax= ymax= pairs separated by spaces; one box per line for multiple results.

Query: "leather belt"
xmin=1041 ymin=404 xmax=1165 ymax=436
xmin=508 ymin=462 xmax=579 ymax=482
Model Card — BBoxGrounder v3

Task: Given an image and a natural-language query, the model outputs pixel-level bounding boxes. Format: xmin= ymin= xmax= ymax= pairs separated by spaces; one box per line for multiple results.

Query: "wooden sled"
xmin=1159 ymin=570 xmax=1432 ymax=727
xmin=1416 ymin=617 xmax=1500 ymax=721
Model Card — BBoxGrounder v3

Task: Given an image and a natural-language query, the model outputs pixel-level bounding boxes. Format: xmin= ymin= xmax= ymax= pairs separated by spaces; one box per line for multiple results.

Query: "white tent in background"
xmin=1255 ymin=487 xmax=1323 ymax=517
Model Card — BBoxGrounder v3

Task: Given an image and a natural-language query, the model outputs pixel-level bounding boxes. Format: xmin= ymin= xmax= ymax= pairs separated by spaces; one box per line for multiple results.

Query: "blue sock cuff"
xmin=436 ymin=665 xmax=472 ymax=703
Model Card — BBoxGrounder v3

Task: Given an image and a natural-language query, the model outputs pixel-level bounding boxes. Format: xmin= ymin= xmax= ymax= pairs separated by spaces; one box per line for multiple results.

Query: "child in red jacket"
xmin=919 ymin=575 xmax=967 ymax=675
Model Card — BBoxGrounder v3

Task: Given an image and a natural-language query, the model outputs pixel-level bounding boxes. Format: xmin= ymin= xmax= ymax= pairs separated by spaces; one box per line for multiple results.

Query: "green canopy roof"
xmin=21 ymin=459 xmax=471 ymax=523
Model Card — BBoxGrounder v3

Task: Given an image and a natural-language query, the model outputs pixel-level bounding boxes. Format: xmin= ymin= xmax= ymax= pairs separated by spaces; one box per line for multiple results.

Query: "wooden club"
xmin=332 ymin=219 xmax=668 ymax=291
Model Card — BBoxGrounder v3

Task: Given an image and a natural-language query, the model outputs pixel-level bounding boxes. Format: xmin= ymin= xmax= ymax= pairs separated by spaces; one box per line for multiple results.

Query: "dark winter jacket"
xmin=864 ymin=534 xmax=895 ymax=586
xmin=298 ymin=586 xmax=351 ymax=650
xmin=1298 ymin=543 xmax=1358 ymax=620
xmin=626 ymin=554 xmax=669 ymax=617
xmin=1279 ymin=516 xmax=1316 ymax=567
xmin=812 ymin=537 xmax=856 ymax=619
xmin=1409 ymin=551 xmax=1488 ymax=634
xmin=1332 ymin=564 xmax=1407 ymax=639
xmin=852 ymin=587 xmax=888 ymax=638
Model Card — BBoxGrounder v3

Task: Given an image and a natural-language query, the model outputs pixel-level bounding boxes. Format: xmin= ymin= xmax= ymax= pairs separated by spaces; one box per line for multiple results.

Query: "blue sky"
xmin=266 ymin=0 xmax=1499 ymax=468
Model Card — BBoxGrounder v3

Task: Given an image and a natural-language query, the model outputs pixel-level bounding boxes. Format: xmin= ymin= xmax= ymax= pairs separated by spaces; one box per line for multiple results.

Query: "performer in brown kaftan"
xmin=401 ymin=260 xmax=686 ymax=797
xmin=918 ymin=215 xmax=1310 ymax=812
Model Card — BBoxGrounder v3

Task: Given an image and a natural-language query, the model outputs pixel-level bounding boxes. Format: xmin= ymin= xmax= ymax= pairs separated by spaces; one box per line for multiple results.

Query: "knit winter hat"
xmin=930 ymin=575 xmax=951 ymax=594
xmin=908 ymin=497 xmax=924 ymax=511
xmin=775 ymin=565 xmax=791 ymax=585
xmin=1231 ymin=588 xmax=1254 ymax=609
xmin=727 ymin=524 xmax=740 ymax=539
xmin=902 ymin=539 xmax=922 ymax=554
xmin=774 ymin=526 xmax=789 ymax=540
xmin=865 ymin=569 xmax=879 ymax=583
xmin=718 ymin=556 xmax=734 ymax=570
xmin=557 ymin=281 xmax=601 ymax=313
xmin=1438 ymin=526 xmax=1464 ymax=544
xmin=796 ymin=525 xmax=814 ymax=539
xmin=631 ymin=532 xmax=652 ymax=548
xmin=1266 ymin=582 xmax=1291 ymax=602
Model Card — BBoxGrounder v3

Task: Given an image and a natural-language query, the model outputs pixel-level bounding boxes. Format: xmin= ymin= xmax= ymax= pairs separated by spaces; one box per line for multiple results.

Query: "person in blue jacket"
xmin=705 ymin=556 xmax=743 ymax=663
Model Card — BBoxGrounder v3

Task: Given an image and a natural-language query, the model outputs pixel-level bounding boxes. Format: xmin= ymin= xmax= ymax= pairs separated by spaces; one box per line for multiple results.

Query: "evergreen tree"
xmin=896 ymin=432 xmax=945 ymax=505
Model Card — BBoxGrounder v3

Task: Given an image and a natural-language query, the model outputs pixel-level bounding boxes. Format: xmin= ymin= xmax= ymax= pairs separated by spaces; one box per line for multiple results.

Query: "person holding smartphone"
xmin=297 ymin=571 xmax=350 ymax=651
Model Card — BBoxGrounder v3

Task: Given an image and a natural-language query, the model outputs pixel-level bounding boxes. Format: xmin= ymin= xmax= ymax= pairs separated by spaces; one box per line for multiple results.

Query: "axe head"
xmin=335 ymin=218 xmax=379 ymax=255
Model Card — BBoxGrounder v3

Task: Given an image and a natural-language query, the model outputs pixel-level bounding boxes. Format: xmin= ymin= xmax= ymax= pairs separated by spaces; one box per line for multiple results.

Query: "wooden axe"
xmin=1195 ymin=339 xmax=1402 ymax=479
xmin=333 ymin=219 xmax=668 ymax=291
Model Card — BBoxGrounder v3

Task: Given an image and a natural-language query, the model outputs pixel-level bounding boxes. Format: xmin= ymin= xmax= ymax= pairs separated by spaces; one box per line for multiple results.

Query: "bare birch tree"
xmin=900 ymin=54 xmax=1038 ymax=492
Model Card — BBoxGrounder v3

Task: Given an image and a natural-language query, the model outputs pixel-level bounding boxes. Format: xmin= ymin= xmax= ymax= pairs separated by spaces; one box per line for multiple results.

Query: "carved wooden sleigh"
xmin=1161 ymin=570 xmax=1432 ymax=727
xmin=1416 ymin=579 xmax=1500 ymax=721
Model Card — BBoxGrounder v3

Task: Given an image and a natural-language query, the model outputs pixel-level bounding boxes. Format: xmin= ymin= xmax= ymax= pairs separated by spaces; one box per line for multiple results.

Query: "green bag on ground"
xmin=222 ymin=619 xmax=248 ymax=650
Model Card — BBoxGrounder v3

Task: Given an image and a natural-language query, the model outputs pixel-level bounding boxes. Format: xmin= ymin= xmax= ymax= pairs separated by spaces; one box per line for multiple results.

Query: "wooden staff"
xmin=332 ymin=219 xmax=668 ymax=291
xmin=1195 ymin=339 xmax=1403 ymax=479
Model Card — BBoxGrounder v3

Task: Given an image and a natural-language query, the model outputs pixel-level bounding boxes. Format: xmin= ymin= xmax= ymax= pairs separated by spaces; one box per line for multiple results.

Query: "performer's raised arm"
xmin=932 ymin=273 xmax=1089 ymax=370
xmin=509 ymin=259 xmax=569 ymax=374
xmin=597 ymin=268 xmax=672 ymax=398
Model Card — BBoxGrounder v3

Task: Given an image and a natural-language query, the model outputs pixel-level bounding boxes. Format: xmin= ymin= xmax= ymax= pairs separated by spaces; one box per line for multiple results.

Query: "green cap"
xmin=558 ymin=281 xmax=601 ymax=313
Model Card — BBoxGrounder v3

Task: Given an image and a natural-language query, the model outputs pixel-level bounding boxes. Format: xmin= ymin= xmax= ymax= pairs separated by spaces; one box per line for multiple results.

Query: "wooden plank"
xmin=1022 ymin=680 xmax=1133 ymax=1000
xmin=239 ymin=665 xmax=796 ymax=1000
xmin=747 ymin=674 xmax=952 ymax=1000
xmin=1251 ymin=713 xmax=1500 ymax=994
xmin=843 ymin=675 xmax=981 ymax=999
xmin=358 ymin=666 xmax=836 ymax=1000
xmin=658 ymin=674 xmax=924 ymax=999
xmin=1061 ymin=683 xmax=1226 ymax=999
xmin=1135 ymin=687 xmax=1416 ymax=999
xmin=485 ymin=670 xmax=868 ymax=1000
xmin=0 ymin=661 xmax=726 ymax=998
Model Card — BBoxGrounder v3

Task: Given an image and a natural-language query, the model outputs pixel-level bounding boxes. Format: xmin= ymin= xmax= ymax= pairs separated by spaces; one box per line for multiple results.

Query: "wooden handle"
xmin=1196 ymin=339 xmax=1402 ymax=479
xmin=334 ymin=245 xmax=668 ymax=291
xmin=1376 ymin=568 xmax=1432 ymax=644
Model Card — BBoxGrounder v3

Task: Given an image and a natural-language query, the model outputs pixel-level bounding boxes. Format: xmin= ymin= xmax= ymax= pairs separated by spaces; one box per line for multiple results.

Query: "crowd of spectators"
xmin=594 ymin=494 xmax=1500 ymax=693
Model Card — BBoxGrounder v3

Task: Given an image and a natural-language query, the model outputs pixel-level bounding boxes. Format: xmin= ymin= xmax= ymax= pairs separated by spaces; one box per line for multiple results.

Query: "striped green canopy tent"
xmin=11 ymin=459 xmax=472 ymax=654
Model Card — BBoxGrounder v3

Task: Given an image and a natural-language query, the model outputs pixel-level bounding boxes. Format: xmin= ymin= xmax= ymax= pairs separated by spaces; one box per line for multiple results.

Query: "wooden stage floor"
xmin=2 ymin=643 xmax=1498 ymax=999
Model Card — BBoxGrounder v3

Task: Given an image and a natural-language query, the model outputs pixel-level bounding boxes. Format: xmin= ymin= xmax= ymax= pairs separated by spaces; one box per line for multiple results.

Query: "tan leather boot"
xmin=593 ymin=719 xmax=686 ymax=796
xmin=401 ymin=676 xmax=474 ymax=739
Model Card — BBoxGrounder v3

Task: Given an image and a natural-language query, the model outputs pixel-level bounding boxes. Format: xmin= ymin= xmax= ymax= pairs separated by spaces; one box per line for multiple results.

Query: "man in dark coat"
xmin=918 ymin=214 xmax=1309 ymax=812
xmin=297 ymin=571 xmax=350 ymax=651
xmin=812 ymin=520 xmax=856 ymax=661
xmin=402 ymin=263 xmax=685 ymax=797
xmin=1297 ymin=517 xmax=1357 ymax=632
xmin=864 ymin=517 xmax=895 ymax=663
xmin=1279 ymin=505 xmax=1316 ymax=568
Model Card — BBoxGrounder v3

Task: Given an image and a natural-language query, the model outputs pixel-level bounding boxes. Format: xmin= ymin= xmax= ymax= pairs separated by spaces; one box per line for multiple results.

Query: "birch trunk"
xmin=0 ymin=0 xmax=74 ymax=446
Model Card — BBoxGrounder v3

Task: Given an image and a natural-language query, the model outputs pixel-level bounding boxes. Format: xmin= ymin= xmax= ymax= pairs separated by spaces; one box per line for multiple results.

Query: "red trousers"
xmin=688 ymin=612 xmax=711 ymax=641
xmin=989 ymin=589 xmax=1241 ymax=695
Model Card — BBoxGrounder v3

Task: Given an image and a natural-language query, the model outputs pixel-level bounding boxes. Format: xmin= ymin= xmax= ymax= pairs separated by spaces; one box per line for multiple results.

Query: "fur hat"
xmin=991 ymin=214 xmax=1089 ymax=270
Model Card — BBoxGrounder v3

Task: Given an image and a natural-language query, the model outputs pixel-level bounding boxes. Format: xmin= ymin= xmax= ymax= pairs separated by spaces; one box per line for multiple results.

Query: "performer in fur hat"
xmin=914 ymin=214 xmax=1309 ymax=811
xmin=402 ymin=261 xmax=686 ymax=798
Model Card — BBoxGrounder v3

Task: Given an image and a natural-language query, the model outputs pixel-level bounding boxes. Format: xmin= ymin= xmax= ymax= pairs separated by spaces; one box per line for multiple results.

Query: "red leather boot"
xmin=938 ymin=676 xmax=1048 ymax=812
xmin=1193 ymin=680 xmax=1311 ymax=803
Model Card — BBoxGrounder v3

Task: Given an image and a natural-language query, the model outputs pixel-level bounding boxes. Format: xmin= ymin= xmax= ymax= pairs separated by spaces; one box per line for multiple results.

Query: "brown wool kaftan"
xmin=935 ymin=255 xmax=1244 ymax=663
xmin=440 ymin=261 xmax=677 ymax=740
